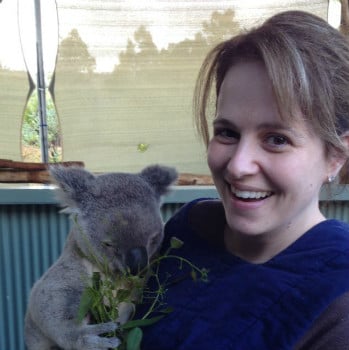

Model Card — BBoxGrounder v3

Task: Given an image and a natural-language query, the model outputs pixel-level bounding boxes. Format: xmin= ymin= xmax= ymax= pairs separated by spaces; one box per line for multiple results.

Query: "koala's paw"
xmin=76 ymin=322 xmax=121 ymax=350
xmin=116 ymin=301 xmax=135 ymax=325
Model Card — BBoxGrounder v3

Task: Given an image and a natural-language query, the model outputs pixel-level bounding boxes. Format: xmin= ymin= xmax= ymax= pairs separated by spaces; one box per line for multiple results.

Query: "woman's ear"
xmin=330 ymin=132 xmax=349 ymax=183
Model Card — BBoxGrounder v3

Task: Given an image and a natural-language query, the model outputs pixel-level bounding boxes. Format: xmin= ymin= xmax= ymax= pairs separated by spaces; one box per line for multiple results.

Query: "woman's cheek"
xmin=207 ymin=141 xmax=225 ymax=173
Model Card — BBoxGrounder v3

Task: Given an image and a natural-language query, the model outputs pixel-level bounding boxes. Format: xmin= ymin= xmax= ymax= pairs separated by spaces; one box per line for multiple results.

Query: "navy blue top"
xmin=139 ymin=199 xmax=349 ymax=350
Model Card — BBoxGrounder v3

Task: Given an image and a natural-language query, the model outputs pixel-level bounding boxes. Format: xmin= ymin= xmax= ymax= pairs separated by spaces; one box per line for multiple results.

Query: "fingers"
xmin=79 ymin=334 xmax=121 ymax=350
xmin=83 ymin=321 xmax=118 ymax=335
xmin=77 ymin=322 xmax=121 ymax=350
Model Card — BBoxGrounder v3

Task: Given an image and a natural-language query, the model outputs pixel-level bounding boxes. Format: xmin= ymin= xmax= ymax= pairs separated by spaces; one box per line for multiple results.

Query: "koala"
xmin=24 ymin=164 xmax=177 ymax=350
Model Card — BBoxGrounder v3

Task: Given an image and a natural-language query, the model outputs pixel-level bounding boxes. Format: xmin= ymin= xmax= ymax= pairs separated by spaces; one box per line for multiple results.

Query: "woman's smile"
xmin=230 ymin=184 xmax=273 ymax=200
xmin=224 ymin=181 xmax=276 ymax=217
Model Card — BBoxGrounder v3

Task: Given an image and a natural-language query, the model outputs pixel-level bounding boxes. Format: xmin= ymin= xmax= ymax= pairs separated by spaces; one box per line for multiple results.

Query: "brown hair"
xmin=194 ymin=10 xmax=349 ymax=160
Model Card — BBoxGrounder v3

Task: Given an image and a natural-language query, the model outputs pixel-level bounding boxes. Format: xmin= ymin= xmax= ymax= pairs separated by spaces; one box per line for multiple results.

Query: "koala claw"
xmin=78 ymin=335 xmax=121 ymax=350
xmin=84 ymin=320 xmax=118 ymax=334
xmin=77 ymin=322 xmax=121 ymax=350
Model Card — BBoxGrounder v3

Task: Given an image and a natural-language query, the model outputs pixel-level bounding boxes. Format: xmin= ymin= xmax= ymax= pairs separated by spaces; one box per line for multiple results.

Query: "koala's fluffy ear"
xmin=140 ymin=164 xmax=178 ymax=196
xmin=49 ymin=166 xmax=96 ymax=210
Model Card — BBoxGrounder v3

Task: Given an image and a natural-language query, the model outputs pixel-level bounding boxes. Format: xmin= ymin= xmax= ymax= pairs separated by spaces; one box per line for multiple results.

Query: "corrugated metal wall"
xmin=0 ymin=204 xmax=71 ymax=350
xmin=0 ymin=201 xmax=348 ymax=350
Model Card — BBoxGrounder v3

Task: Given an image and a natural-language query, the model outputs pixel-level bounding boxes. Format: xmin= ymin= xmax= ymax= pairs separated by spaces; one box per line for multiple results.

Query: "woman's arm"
xmin=295 ymin=291 xmax=349 ymax=350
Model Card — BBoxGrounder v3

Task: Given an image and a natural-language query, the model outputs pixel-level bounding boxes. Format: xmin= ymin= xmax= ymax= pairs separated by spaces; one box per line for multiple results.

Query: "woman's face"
xmin=207 ymin=61 xmax=338 ymax=252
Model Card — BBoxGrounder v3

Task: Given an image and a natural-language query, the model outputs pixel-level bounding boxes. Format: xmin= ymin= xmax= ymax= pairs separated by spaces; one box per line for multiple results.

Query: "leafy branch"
xmin=76 ymin=236 xmax=208 ymax=350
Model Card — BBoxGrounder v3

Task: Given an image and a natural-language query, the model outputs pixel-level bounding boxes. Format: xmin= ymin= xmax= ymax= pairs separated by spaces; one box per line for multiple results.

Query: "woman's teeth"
xmin=231 ymin=187 xmax=272 ymax=200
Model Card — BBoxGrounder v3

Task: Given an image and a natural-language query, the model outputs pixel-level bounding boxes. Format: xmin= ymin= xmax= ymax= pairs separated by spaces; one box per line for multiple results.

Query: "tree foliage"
xmin=22 ymin=91 xmax=61 ymax=162
xmin=59 ymin=29 xmax=96 ymax=73
xmin=21 ymin=9 xmax=239 ymax=163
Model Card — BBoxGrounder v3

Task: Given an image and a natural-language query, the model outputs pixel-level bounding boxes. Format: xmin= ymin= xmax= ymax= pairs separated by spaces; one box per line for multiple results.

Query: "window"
xmin=0 ymin=0 xmax=340 ymax=173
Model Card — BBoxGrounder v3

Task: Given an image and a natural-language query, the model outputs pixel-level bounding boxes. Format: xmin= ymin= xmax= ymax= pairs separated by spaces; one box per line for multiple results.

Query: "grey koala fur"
xmin=24 ymin=164 xmax=178 ymax=350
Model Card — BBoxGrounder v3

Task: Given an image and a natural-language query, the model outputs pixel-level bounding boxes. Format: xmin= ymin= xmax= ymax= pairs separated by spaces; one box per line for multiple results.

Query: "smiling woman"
xmin=139 ymin=10 xmax=349 ymax=350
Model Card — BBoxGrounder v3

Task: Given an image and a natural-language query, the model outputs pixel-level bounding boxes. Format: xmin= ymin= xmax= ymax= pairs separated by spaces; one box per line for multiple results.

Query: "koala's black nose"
xmin=125 ymin=247 xmax=148 ymax=275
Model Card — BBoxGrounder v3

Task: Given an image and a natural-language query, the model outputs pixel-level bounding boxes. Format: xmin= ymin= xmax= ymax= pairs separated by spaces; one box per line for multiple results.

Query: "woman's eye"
xmin=265 ymin=134 xmax=290 ymax=147
xmin=214 ymin=128 xmax=239 ymax=140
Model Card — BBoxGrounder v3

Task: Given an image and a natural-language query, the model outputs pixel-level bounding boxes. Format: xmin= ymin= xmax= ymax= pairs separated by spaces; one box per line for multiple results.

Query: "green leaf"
xmin=170 ymin=237 xmax=184 ymax=249
xmin=159 ymin=306 xmax=174 ymax=314
xmin=92 ymin=272 xmax=101 ymax=289
xmin=117 ymin=288 xmax=132 ymax=301
xmin=126 ymin=327 xmax=143 ymax=350
xmin=121 ymin=315 xmax=165 ymax=329
xmin=77 ymin=288 xmax=95 ymax=323
xmin=137 ymin=143 xmax=149 ymax=153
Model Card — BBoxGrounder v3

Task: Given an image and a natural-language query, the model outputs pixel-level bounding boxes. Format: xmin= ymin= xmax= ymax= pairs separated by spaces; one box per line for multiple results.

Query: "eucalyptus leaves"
xmin=77 ymin=237 xmax=209 ymax=350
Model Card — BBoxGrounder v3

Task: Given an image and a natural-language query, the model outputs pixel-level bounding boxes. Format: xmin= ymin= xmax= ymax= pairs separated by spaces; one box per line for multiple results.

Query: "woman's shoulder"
xmin=294 ymin=219 xmax=349 ymax=255
xmin=310 ymin=219 xmax=349 ymax=249
xmin=320 ymin=218 xmax=349 ymax=232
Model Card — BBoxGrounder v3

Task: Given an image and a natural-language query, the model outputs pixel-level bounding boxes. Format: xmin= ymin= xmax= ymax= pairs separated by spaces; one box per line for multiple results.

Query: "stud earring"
xmin=328 ymin=175 xmax=335 ymax=183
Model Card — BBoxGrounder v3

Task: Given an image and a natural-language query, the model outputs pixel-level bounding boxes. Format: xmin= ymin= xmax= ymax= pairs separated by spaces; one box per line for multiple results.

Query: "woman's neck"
xmin=224 ymin=213 xmax=326 ymax=264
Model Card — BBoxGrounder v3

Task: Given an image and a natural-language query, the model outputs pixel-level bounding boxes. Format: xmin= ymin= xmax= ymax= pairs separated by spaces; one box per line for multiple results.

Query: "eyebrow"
xmin=213 ymin=117 xmax=306 ymax=139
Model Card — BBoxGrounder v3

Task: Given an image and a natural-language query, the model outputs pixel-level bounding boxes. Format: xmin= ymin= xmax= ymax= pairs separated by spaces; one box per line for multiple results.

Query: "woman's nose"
xmin=226 ymin=140 xmax=260 ymax=179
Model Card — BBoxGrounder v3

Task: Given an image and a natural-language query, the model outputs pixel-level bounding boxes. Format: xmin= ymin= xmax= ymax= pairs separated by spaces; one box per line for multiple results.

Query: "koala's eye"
xmin=102 ymin=240 xmax=121 ymax=256
xmin=102 ymin=240 xmax=114 ymax=248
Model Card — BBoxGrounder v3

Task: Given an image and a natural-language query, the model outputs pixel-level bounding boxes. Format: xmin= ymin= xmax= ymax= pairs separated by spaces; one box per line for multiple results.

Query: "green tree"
xmin=59 ymin=29 xmax=96 ymax=73
xmin=202 ymin=9 xmax=239 ymax=46
xmin=114 ymin=26 xmax=158 ymax=81
xmin=22 ymin=91 xmax=61 ymax=162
